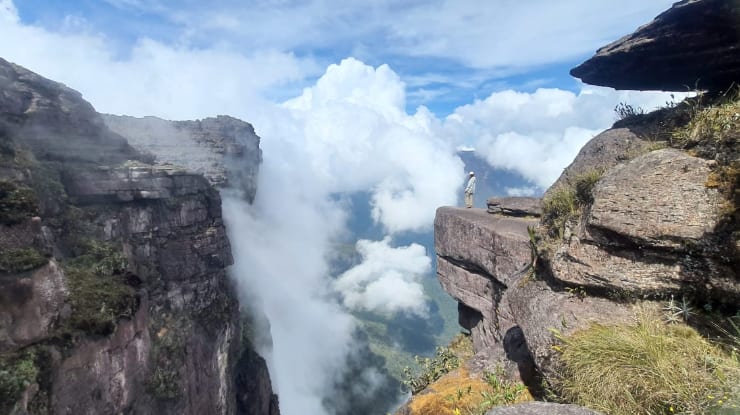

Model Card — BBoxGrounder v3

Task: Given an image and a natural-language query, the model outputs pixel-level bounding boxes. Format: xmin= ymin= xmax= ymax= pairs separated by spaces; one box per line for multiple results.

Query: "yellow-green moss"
xmin=407 ymin=367 xmax=532 ymax=415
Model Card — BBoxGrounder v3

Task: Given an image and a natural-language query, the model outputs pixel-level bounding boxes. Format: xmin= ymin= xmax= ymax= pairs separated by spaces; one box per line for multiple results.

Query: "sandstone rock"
xmin=546 ymin=128 xmax=648 ymax=198
xmin=0 ymin=57 xmax=278 ymax=414
xmin=570 ymin=0 xmax=740 ymax=92
xmin=0 ymin=260 xmax=64 ymax=352
xmin=0 ymin=57 xmax=140 ymax=164
xmin=551 ymin=149 xmax=739 ymax=304
xmin=103 ymin=114 xmax=262 ymax=202
xmin=434 ymin=207 xmax=636 ymax=387
xmin=435 ymin=207 xmax=536 ymax=288
xmin=487 ymin=197 xmax=542 ymax=217
xmin=590 ymin=148 xmax=720 ymax=248
xmin=486 ymin=402 xmax=604 ymax=415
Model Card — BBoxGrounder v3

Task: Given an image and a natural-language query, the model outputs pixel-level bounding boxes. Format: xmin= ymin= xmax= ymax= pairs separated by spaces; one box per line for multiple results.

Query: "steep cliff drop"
xmin=419 ymin=1 xmax=739 ymax=414
xmin=0 ymin=57 xmax=279 ymax=414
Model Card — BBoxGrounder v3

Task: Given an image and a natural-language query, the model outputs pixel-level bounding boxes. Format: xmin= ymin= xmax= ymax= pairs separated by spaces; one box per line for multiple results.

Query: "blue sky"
xmin=6 ymin=0 xmax=676 ymax=115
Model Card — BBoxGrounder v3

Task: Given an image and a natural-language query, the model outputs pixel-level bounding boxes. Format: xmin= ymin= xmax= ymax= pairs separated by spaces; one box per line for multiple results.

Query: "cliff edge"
xmin=0 ymin=57 xmax=278 ymax=415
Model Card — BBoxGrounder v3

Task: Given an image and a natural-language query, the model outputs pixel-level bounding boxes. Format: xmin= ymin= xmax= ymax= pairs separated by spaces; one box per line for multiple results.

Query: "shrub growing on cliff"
xmin=0 ymin=180 xmax=39 ymax=225
xmin=0 ymin=351 xmax=39 ymax=414
xmin=402 ymin=334 xmax=472 ymax=394
xmin=551 ymin=311 xmax=740 ymax=415
xmin=64 ymin=240 xmax=136 ymax=335
xmin=0 ymin=247 xmax=48 ymax=274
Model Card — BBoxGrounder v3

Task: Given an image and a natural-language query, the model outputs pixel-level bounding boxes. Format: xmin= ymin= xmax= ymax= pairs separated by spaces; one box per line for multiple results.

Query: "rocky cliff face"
xmin=0 ymin=57 xmax=278 ymax=414
xmin=432 ymin=0 xmax=739 ymax=401
xmin=102 ymin=114 xmax=261 ymax=203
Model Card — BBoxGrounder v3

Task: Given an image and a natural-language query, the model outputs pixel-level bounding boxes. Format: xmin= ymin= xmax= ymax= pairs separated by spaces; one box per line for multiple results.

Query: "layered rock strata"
xmin=0 ymin=57 xmax=278 ymax=414
xmin=102 ymin=114 xmax=261 ymax=202
xmin=570 ymin=0 xmax=740 ymax=92
xmin=434 ymin=207 xmax=635 ymax=385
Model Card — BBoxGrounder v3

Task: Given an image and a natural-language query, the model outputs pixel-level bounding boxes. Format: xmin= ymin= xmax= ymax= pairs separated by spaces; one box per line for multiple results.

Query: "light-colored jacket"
xmin=465 ymin=176 xmax=476 ymax=194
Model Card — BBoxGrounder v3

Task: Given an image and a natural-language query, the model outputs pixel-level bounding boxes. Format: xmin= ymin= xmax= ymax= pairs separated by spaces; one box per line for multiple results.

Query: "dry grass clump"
xmin=672 ymin=93 xmax=739 ymax=161
xmin=552 ymin=311 xmax=740 ymax=415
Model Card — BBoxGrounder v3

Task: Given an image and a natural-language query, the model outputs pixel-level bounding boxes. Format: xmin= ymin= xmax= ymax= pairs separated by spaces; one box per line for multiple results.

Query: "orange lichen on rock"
xmin=407 ymin=367 xmax=532 ymax=415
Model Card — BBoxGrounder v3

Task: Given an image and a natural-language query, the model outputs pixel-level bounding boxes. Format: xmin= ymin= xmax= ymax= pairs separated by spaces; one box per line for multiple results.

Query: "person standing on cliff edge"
xmin=464 ymin=171 xmax=476 ymax=208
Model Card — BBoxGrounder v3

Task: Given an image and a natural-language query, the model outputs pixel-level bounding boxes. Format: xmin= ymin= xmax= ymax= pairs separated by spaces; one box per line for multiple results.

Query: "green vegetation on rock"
xmin=147 ymin=316 xmax=188 ymax=400
xmin=0 ymin=247 xmax=48 ymax=274
xmin=402 ymin=334 xmax=471 ymax=395
xmin=0 ymin=180 xmax=39 ymax=225
xmin=551 ymin=311 xmax=740 ymax=415
xmin=542 ymin=170 xmax=604 ymax=239
xmin=64 ymin=240 xmax=136 ymax=335
xmin=0 ymin=351 xmax=39 ymax=414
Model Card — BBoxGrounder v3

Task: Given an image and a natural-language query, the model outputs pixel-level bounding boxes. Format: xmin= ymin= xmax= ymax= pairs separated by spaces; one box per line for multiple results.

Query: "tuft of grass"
xmin=0 ymin=180 xmax=39 ymax=225
xmin=64 ymin=240 xmax=136 ymax=335
xmin=672 ymin=92 xmax=739 ymax=157
xmin=542 ymin=170 xmax=604 ymax=239
xmin=542 ymin=187 xmax=577 ymax=239
xmin=573 ymin=170 xmax=603 ymax=206
xmin=551 ymin=311 xmax=740 ymax=415
xmin=615 ymin=102 xmax=645 ymax=120
xmin=0 ymin=247 xmax=48 ymax=274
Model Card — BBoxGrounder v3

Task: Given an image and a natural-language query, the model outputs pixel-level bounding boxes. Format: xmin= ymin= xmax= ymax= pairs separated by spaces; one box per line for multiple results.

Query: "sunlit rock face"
xmin=0 ymin=57 xmax=278 ymax=415
xmin=570 ymin=0 xmax=740 ymax=93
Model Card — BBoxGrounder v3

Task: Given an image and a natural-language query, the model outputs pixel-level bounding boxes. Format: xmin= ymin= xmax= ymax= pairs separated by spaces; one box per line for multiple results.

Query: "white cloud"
xmin=444 ymin=86 xmax=685 ymax=188
xmin=505 ymin=186 xmax=539 ymax=197
xmin=0 ymin=0 xmax=18 ymax=23
xmin=0 ymin=12 xmax=316 ymax=121
xmin=334 ymin=238 xmax=430 ymax=316
xmin=282 ymin=58 xmax=464 ymax=234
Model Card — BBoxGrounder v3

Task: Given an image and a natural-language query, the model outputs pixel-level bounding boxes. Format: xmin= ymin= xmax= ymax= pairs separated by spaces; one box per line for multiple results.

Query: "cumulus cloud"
xmin=282 ymin=58 xmax=464 ymax=233
xmin=444 ymin=87 xmax=685 ymax=188
xmin=334 ymin=238 xmax=430 ymax=316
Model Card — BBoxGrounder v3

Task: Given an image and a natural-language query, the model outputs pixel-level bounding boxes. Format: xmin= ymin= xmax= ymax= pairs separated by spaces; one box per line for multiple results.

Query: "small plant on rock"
xmin=614 ymin=102 xmax=645 ymax=120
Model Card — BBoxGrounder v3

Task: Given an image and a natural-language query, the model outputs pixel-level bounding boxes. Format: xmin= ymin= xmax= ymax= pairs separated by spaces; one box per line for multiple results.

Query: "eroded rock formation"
xmin=0 ymin=57 xmax=278 ymax=414
xmin=432 ymin=0 xmax=739 ymax=403
xmin=570 ymin=0 xmax=740 ymax=92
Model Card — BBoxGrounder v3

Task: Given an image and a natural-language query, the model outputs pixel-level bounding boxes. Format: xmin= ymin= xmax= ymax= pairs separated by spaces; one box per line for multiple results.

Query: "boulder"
xmin=570 ymin=0 xmax=740 ymax=92
xmin=487 ymin=197 xmax=542 ymax=217
xmin=546 ymin=128 xmax=648 ymax=198
xmin=551 ymin=148 xmax=739 ymax=304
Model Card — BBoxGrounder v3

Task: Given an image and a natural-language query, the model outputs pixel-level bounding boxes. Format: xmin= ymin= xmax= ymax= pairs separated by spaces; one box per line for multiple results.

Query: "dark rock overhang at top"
xmin=570 ymin=0 xmax=740 ymax=93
